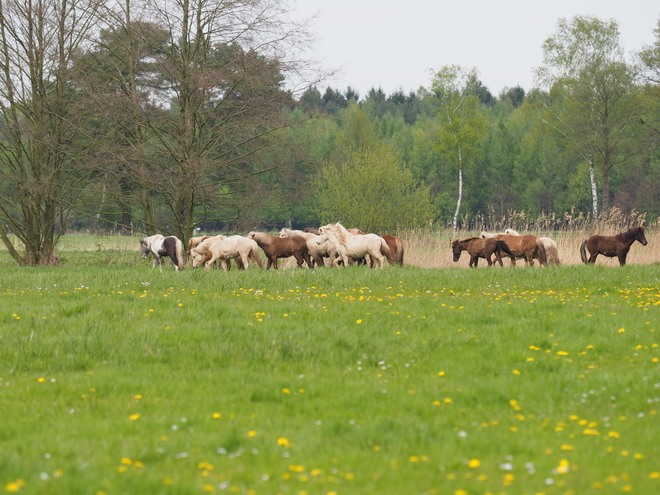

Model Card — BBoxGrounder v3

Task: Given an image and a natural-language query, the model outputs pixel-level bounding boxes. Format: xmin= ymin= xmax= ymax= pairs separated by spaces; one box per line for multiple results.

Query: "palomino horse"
xmin=317 ymin=222 xmax=390 ymax=268
xmin=188 ymin=235 xmax=245 ymax=269
xmin=190 ymin=235 xmax=263 ymax=271
xmin=452 ymin=237 xmax=515 ymax=268
xmin=279 ymin=228 xmax=338 ymax=267
xmin=504 ymin=229 xmax=561 ymax=265
xmin=580 ymin=226 xmax=648 ymax=266
xmin=140 ymin=234 xmax=184 ymax=271
xmin=481 ymin=232 xmax=548 ymax=267
xmin=248 ymin=232 xmax=313 ymax=269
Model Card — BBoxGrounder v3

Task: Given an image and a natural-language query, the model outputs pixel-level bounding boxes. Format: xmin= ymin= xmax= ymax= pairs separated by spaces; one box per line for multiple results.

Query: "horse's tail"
xmin=545 ymin=240 xmax=561 ymax=265
xmin=380 ymin=237 xmax=391 ymax=261
xmin=579 ymin=240 xmax=588 ymax=264
xmin=250 ymin=244 xmax=264 ymax=268
xmin=495 ymin=240 xmax=514 ymax=258
xmin=175 ymin=238 xmax=184 ymax=271
xmin=395 ymin=237 xmax=404 ymax=266
xmin=534 ymin=238 xmax=548 ymax=266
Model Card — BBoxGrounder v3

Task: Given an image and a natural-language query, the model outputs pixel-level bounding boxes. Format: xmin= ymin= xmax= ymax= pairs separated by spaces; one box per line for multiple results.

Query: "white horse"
xmin=504 ymin=229 xmax=561 ymax=265
xmin=317 ymin=222 xmax=390 ymax=268
xmin=279 ymin=228 xmax=339 ymax=267
xmin=190 ymin=235 xmax=263 ymax=271
xmin=140 ymin=234 xmax=184 ymax=271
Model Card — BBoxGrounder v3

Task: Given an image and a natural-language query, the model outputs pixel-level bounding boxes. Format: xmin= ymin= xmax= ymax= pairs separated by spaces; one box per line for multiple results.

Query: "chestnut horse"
xmin=580 ymin=226 xmax=648 ymax=266
xmin=248 ymin=232 xmax=313 ymax=269
xmin=482 ymin=232 xmax=548 ymax=266
xmin=452 ymin=237 xmax=514 ymax=268
xmin=382 ymin=234 xmax=405 ymax=266
xmin=504 ymin=229 xmax=561 ymax=265
xmin=279 ymin=228 xmax=338 ymax=267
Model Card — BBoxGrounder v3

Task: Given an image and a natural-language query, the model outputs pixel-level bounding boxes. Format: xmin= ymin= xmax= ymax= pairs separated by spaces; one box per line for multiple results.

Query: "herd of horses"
xmin=139 ymin=225 xmax=649 ymax=271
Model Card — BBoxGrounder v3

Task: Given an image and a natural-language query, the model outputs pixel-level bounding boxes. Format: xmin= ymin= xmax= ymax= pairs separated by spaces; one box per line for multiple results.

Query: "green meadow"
xmin=1 ymin=253 xmax=660 ymax=495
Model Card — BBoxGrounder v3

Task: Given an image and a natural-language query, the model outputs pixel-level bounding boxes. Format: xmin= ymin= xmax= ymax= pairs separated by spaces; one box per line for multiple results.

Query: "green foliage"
xmin=314 ymin=146 xmax=433 ymax=233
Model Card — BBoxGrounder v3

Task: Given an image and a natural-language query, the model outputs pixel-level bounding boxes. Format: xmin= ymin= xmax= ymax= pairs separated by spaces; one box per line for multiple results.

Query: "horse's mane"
xmin=250 ymin=232 xmax=273 ymax=245
xmin=618 ymin=226 xmax=644 ymax=241
xmin=324 ymin=223 xmax=349 ymax=244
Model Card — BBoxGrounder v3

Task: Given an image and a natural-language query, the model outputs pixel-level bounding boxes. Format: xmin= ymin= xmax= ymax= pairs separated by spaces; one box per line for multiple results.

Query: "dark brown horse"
xmin=248 ymin=231 xmax=313 ymax=269
xmin=452 ymin=237 xmax=514 ymax=268
xmin=580 ymin=226 xmax=648 ymax=266
xmin=497 ymin=234 xmax=548 ymax=266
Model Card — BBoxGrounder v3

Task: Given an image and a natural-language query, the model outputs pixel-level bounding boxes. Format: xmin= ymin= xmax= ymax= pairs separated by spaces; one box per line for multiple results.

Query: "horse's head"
xmin=190 ymin=248 xmax=205 ymax=268
xmin=451 ymin=240 xmax=462 ymax=262
xmin=636 ymin=226 xmax=648 ymax=246
xmin=279 ymin=228 xmax=289 ymax=238
xmin=139 ymin=239 xmax=150 ymax=258
xmin=316 ymin=233 xmax=329 ymax=246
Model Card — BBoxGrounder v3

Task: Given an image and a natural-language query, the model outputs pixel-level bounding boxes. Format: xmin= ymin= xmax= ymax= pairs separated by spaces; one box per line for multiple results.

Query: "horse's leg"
xmin=237 ymin=256 xmax=247 ymax=269
xmin=618 ymin=254 xmax=627 ymax=266
xmin=469 ymin=255 xmax=477 ymax=268
xmin=371 ymin=253 xmax=384 ymax=268
xmin=588 ymin=252 xmax=598 ymax=264
xmin=221 ymin=259 xmax=231 ymax=271
xmin=205 ymin=254 xmax=219 ymax=271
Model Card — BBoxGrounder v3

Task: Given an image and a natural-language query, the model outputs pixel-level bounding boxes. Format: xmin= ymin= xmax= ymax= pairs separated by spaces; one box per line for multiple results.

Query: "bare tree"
xmin=0 ymin=0 xmax=101 ymax=265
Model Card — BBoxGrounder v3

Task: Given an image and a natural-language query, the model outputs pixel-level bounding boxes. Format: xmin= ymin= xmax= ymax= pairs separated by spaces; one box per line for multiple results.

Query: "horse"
xmin=279 ymin=228 xmax=339 ymax=267
xmin=504 ymin=229 xmax=561 ymax=265
xmin=190 ymin=235 xmax=263 ymax=271
xmin=140 ymin=234 xmax=184 ymax=271
xmin=382 ymin=234 xmax=405 ymax=266
xmin=579 ymin=226 xmax=648 ymax=266
xmin=482 ymin=231 xmax=548 ymax=266
xmin=187 ymin=235 xmax=211 ymax=255
xmin=188 ymin=235 xmax=245 ymax=269
xmin=451 ymin=237 xmax=514 ymax=268
xmin=248 ymin=232 xmax=313 ymax=269
xmin=317 ymin=222 xmax=390 ymax=268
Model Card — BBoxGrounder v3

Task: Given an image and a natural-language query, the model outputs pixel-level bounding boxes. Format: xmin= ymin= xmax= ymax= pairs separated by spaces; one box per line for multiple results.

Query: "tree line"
xmin=1 ymin=6 xmax=659 ymax=265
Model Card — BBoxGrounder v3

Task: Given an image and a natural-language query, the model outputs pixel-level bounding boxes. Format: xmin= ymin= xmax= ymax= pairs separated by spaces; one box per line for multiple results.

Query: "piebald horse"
xmin=140 ymin=234 xmax=184 ymax=271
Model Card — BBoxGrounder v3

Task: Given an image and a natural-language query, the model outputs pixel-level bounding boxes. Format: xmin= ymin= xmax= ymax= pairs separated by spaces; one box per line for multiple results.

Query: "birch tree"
xmin=431 ymin=65 xmax=488 ymax=234
xmin=534 ymin=15 xmax=646 ymax=219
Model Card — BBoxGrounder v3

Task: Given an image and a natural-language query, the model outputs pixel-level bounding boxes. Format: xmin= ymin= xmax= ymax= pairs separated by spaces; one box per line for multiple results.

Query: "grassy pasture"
xmin=1 ymin=237 xmax=660 ymax=495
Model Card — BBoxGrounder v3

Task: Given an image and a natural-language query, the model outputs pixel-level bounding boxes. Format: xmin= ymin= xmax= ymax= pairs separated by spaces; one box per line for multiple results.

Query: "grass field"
xmin=1 ymin=235 xmax=659 ymax=495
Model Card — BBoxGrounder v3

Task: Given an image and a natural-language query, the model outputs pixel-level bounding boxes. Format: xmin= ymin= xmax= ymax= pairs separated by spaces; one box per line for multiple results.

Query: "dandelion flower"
xmin=468 ymin=458 xmax=480 ymax=468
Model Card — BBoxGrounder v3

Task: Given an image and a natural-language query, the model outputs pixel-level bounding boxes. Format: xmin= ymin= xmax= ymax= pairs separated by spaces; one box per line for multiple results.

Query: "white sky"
xmin=292 ymin=0 xmax=660 ymax=99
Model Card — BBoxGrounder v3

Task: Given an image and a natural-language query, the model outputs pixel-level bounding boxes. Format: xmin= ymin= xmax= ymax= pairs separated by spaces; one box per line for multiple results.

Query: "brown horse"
xmin=497 ymin=234 xmax=548 ymax=266
xmin=452 ymin=237 xmax=514 ymax=268
xmin=248 ymin=232 xmax=313 ymax=269
xmin=580 ymin=226 xmax=648 ymax=266
xmin=382 ymin=234 xmax=405 ymax=266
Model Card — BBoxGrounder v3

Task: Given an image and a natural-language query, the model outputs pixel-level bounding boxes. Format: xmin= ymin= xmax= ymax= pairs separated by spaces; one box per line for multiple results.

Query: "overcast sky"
xmin=292 ymin=0 xmax=660 ymax=99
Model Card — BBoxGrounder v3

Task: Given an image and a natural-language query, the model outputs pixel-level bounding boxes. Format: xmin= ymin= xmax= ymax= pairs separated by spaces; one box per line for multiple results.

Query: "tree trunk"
xmin=452 ymin=148 xmax=464 ymax=235
xmin=589 ymin=157 xmax=598 ymax=220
